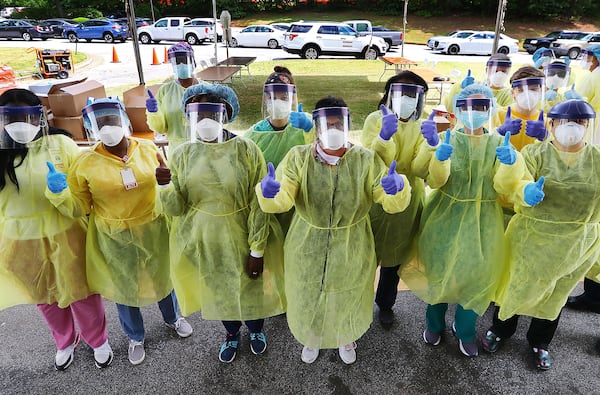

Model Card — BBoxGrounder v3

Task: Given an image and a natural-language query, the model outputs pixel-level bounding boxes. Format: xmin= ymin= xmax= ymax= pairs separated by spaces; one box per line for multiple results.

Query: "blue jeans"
xmin=426 ymin=303 xmax=478 ymax=343
xmin=116 ymin=290 xmax=180 ymax=341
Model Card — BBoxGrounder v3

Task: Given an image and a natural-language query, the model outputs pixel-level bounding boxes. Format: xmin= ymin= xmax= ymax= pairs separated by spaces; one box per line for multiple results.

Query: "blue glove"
xmin=497 ymin=106 xmax=522 ymax=136
xmin=289 ymin=103 xmax=313 ymax=132
xmin=564 ymin=84 xmax=583 ymax=100
xmin=380 ymin=160 xmax=404 ymax=195
xmin=46 ymin=161 xmax=67 ymax=194
xmin=525 ymin=110 xmax=547 ymax=141
xmin=545 ymin=87 xmax=557 ymax=102
xmin=524 ymin=176 xmax=545 ymax=206
xmin=379 ymin=104 xmax=398 ymax=141
xmin=496 ymin=133 xmax=516 ymax=165
xmin=461 ymin=69 xmax=475 ymax=89
xmin=146 ymin=89 xmax=158 ymax=113
xmin=435 ymin=129 xmax=453 ymax=162
xmin=260 ymin=162 xmax=280 ymax=198
xmin=421 ymin=111 xmax=440 ymax=147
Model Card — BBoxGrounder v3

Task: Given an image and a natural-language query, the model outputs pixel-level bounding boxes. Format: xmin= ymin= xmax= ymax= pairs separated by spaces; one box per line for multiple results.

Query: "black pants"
xmin=375 ymin=265 xmax=400 ymax=310
xmin=490 ymin=305 xmax=561 ymax=350
xmin=581 ymin=278 xmax=600 ymax=306
xmin=222 ymin=319 xmax=264 ymax=335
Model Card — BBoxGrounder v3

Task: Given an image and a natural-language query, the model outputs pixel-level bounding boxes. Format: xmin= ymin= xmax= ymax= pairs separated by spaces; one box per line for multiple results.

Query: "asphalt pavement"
xmin=1 ymin=283 xmax=598 ymax=395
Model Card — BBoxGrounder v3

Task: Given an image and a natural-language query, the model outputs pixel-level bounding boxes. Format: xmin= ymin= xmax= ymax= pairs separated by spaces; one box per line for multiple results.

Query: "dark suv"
xmin=523 ymin=30 xmax=584 ymax=54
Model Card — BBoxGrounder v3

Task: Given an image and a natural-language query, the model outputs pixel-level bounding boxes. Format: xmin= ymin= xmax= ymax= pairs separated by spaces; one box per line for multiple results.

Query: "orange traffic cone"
xmin=151 ymin=48 xmax=161 ymax=65
xmin=163 ymin=47 xmax=168 ymax=64
xmin=111 ymin=46 xmax=120 ymax=63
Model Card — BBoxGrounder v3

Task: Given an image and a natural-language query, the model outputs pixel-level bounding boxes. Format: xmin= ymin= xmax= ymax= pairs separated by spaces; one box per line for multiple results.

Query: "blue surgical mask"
xmin=459 ymin=111 xmax=489 ymax=130
xmin=176 ymin=64 xmax=193 ymax=79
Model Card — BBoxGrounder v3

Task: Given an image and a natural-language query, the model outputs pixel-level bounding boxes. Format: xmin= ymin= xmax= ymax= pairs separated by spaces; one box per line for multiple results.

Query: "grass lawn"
xmin=0 ymin=48 xmax=87 ymax=78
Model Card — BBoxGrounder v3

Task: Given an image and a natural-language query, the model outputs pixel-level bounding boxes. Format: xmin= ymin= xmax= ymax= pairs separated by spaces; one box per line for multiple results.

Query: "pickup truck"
xmin=137 ymin=17 xmax=214 ymax=45
xmin=344 ymin=20 xmax=403 ymax=49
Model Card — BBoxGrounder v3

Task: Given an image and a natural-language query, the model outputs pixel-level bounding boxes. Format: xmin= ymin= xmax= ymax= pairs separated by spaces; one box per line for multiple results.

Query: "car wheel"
xmin=86 ymin=39 xmax=92 ymax=42
xmin=22 ymin=32 xmax=32 ymax=41
xmin=41 ymin=37 xmax=48 ymax=41
xmin=384 ymin=38 xmax=392 ymax=49
xmin=363 ymin=46 xmax=379 ymax=60
xmin=497 ymin=46 xmax=510 ymax=55
xmin=186 ymin=34 xmax=198 ymax=45
xmin=267 ymin=39 xmax=278 ymax=49
xmin=67 ymin=32 xmax=78 ymax=43
xmin=103 ymin=33 xmax=114 ymax=43
xmin=120 ymin=38 xmax=126 ymax=43
xmin=447 ymin=44 xmax=460 ymax=55
xmin=302 ymin=45 xmax=319 ymax=60
xmin=567 ymin=47 xmax=580 ymax=60
xmin=139 ymin=33 xmax=151 ymax=44
xmin=57 ymin=70 xmax=69 ymax=79
xmin=230 ymin=38 xmax=238 ymax=47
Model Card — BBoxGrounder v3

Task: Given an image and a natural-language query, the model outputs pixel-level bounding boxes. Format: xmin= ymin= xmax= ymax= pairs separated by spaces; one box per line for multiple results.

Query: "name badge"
xmin=120 ymin=168 xmax=138 ymax=190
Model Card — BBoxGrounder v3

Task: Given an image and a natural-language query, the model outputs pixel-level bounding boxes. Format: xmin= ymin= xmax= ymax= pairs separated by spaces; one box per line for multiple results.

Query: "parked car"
xmin=550 ymin=31 xmax=600 ymax=59
xmin=229 ymin=24 xmax=285 ymax=49
xmin=283 ymin=21 xmax=388 ymax=60
xmin=522 ymin=30 xmax=584 ymax=54
xmin=63 ymin=19 xmax=129 ymax=43
xmin=427 ymin=30 xmax=475 ymax=49
xmin=0 ymin=19 xmax=52 ymax=41
xmin=270 ymin=22 xmax=291 ymax=31
xmin=38 ymin=18 xmax=78 ymax=38
xmin=189 ymin=18 xmax=223 ymax=41
xmin=344 ymin=20 xmax=403 ymax=48
xmin=432 ymin=30 xmax=519 ymax=55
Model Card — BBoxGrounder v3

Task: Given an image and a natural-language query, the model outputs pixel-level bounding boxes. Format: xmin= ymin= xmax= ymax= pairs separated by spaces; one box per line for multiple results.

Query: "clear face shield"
xmin=579 ymin=49 xmax=595 ymax=71
xmin=486 ymin=59 xmax=511 ymax=88
xmin=544 ymin=63 xmax=570 ymax=90
xmin=312 ymin=107 xmax=351 ymax=150
xmin=169 ymin=51 xmax=195 ymax=80
xmin=455 ymin=97 xmax=493 ymax=133
xmin=512 ymin=77 xmax=544 ymax=112
xmin=386 ymin=83 xmax=425 ymax=122
xmin=186 ymin=102 xmax=227 ymax=143
xmin=82 ymin=102 xmax=130 ymax=147
xmin=262 ymin=83 xmax=298 ymax=121
xmin=0 ymin=105 xmax=44 ymax=149
xmin=551 ymin=117 xmax=596 ymax=147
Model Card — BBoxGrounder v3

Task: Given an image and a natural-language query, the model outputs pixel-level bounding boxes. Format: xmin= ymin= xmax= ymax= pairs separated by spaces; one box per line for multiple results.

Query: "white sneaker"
xmin=93 ymin=340 xmax=113 ymax=369
xmin=128 ymin=339 xmax=145 ymax=365
xmin=166 ymin=317 xmax=193 ymax=338
xmin=54 ymin=334 xmax=80 ymax=371
xmin=301 ymin=346 xmax=319 ymax=364
xmin=338 ymin=342 xmax=357 ymax=365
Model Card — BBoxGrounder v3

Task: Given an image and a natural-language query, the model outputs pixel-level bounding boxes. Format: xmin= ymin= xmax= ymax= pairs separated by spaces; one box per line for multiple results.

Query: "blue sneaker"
xmin=218 ymin=333 xmax=239 ymax=363
xmin=249 ymin=332 xmax=267 ymax=355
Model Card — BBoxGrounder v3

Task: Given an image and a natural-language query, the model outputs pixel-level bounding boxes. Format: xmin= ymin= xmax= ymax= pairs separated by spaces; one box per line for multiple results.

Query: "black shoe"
xmin=566 ymin=294 xmax=600 ymax=313
xmin=595 ymin=338 xmax=600 ymax=355
xmin=378 ymin=308 xmax=394 ymax=326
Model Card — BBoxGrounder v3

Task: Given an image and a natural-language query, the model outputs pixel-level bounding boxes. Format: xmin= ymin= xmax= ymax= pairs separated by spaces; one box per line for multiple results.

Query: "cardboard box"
xmin=52 ymin=115 xmax=86 ymax=141
xmin=122 ymin=84 xmax=162 ymax=134
xmin=48 ymin=78 xmax=106 ymax=117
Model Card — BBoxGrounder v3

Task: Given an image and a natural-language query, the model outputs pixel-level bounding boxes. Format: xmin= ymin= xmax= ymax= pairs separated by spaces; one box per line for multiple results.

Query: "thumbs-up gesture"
xmin=545 ymin=85 xmax=557 ymax=101
xmin=46 ymin=161 xmax=67 ymax=194
xmin=461 ymin=69 xmax=475 ymax=89
xmin=524 ymin=176 xmax=545 ymax=206
xmin=146 ymin=89 xmax=158 ymax=113
xmin=155 ymin=153 xmax=171 ymax=185
xmin=289 ymin=103 xmax=313 ymax=132
xmin=497 ymin=107 xmax=522 ymax=136
xmin=421 ymin=111 xmax=440 ymax=147
xmin=496 ymin=133 xmax=516 ymax=165
xmin=380 ymin=160 xmax=404 ymax=195
xmin=564 ymin=84 xmax=583 ymax=100
xmin=379 ymin=104 xmax=398 ymax=141
xmin=525 ymin=110 xmax=547 ymax=141
xmin=435 ymin=129 xmax=453 ymax=162
xmin=260 ymin=162 xmax=280 ymax=198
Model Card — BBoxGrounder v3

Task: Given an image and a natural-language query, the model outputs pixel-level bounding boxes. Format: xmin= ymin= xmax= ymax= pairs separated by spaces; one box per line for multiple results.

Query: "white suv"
xmin=283 ymin=21 xmax=388 ymax=60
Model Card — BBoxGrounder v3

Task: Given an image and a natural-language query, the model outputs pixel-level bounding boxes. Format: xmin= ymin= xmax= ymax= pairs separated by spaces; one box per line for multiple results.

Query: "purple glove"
xmin=496 ymin=133 xmax=516 ymax=165
xmin=497 ymin=107 xmax=522 ymax=136
xmin=421 ymin=111 xmax=440 ymax=147
xmin=260 ymin=162 xmax=280 ymax=198
xmin=380 ymin=160 xmax=404 ymax=195
xmin=525 ymin=110 xmax=547 ymax=141
xmin=146 ymin=89 xmax=158 ymax=113
xmin=379 ymin=104 xmax=398 ymax=141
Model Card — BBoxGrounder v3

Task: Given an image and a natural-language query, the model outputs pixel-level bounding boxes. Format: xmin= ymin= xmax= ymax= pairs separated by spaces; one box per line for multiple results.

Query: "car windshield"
xmin=545 ymin=31 xmax=562 ymax=38
xmin=456 ymin=32 xmax=474 ymax=38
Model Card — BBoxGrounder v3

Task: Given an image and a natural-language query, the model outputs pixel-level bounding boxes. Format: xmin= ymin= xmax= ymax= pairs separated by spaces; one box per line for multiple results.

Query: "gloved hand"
xmin=525 ymin=110 xmax=547 ymax=141
xmin=461 ymin=69 xmax=475 ymax=89
xmin=545 ymin=86 xmax=557 ymax=102
xmin=155 ymin=153 xmax=171 ymax=185
xmin=380 ymin=160 xmax=404 ymax=195
xmin=420 ymin=111 xmax=440 ymax=147
xmin=524 ymin=176 xmax=545 ymax=206
xmin=379 ymin=104 xmax=398 ymax=141
xmin=260 ymin=162 xmax=280 ymax=198
xmin=435 ymin=129 xmax=453 ymax=162
xmin=564 ymin=84 xmax=583 ymax=100
xmin=146 ymin=89 xmax=158 ymax=113
xmin=46 ymin=161 xmax=67 ymax=194
xmin=497 ymin=107 xmax=522 ymax=136
xmin=245 ymin=254 xmax=264 ymax=279
xmin=289 ymin=103 xmax=313 ymax=132
xmin=496 ymin=133 xmax=516 ymax=165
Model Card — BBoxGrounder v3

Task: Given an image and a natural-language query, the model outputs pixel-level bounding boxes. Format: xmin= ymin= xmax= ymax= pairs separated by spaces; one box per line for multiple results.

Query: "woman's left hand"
xmin=245 ymin=255 xmax=264 ymax=279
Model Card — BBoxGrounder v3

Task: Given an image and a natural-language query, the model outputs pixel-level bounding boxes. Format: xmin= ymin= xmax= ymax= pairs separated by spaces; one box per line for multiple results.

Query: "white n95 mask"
xmin=98 ymin=125 xmax=125 ymax=147
xmin=4 ymin=122 xmax=40 ymax=144
xmin=516 ymin=91 xmax=540 ymax=111
xmin=555 ymin=122 xmax=586 ymax=147
xmin=321 ymin=128 xmax=346 ymax=150
xmin=196 ymin=118 xmax=222 ymax=141
xmin=488 ymin=71 xmax=508 ymax=88
xmin=268 ymin=99 xmax=291 ymax=120
xmin=395 ymin=97 xmax=417 ymax=119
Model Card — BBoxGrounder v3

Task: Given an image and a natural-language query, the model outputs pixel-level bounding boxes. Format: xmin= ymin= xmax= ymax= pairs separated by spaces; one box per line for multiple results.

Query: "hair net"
xmin=82 ymin=97 xmax=130 ymax=131
xmin=453 ymin=83 xmax=497 ymax=115
xmin=167 ymin=41 xmax=194 ymax=57
xmin=181 ymin=83 xmax=239 ymax=123
xmin=584 ymin=44 xmax=600 ymax=61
